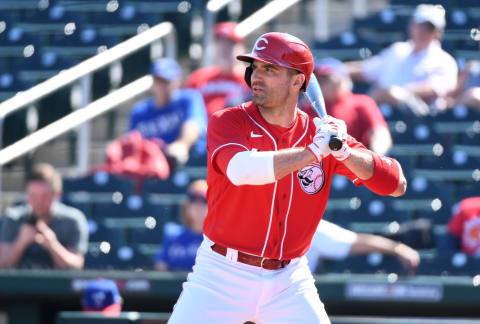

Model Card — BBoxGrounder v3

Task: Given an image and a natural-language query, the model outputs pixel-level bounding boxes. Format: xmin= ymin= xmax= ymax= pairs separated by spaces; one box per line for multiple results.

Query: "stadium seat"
xmin=329 ymin=174 xmax=373 ymax=201
xmin=63 ymin=172 xmax=135 ymax=194
xmin=455 ymin=182 xmax=480 ymax=201
xmin=418 ymin=150 xmax=480 ymax=170
xmin=313 ymin=31 xmax=380 ymax=61
xmin=321 ymin=254 xmax=408 ymax=275
xmin=94 ymin=193 xmax=165 ymax=219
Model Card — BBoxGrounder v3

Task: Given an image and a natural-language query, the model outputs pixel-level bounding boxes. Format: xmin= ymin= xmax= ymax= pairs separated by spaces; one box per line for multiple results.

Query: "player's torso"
xmin=205 ymin=103 xmax=338 ymax=260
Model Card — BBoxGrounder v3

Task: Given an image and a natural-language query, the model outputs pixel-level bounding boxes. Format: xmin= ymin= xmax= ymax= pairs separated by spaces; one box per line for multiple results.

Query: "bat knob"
xmin=329 ymin=136 xmax=343 ymax=151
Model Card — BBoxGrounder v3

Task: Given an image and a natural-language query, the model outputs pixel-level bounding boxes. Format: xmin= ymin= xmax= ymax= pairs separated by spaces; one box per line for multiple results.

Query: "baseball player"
xmin=167 ymin=32 xmax=407 ymax=324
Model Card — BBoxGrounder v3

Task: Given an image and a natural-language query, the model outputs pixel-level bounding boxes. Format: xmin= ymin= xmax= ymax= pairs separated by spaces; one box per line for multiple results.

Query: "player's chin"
xmin=252 ymin=94 xmax=267 ymax=106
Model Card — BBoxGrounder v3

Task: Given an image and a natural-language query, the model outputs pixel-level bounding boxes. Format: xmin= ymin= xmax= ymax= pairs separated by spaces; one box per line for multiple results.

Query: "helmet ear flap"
xmin=244 ymin=64 xmax=253 ymax=88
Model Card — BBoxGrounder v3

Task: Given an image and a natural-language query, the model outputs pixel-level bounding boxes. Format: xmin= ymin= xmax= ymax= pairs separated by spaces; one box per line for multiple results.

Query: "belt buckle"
xmin=260 ymin=257 xmax=267 ymax=269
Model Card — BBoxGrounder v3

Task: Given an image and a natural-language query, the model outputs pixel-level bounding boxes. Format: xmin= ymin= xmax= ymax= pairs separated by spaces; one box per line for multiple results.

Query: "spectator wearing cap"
xmin=302 ymin=58 xmax=392 ymax=154
xmin=347 ymin=4 xmax=458 ymax=116
xmin=83 ymin=278 xmax=122 ymax=317
xmin=154 ymin=179 xmax=207 ymax=271
xmin=129 ymin=58 xmax=207 ymax=166
xmin=186 ymin=21 xmax=251 ymax=117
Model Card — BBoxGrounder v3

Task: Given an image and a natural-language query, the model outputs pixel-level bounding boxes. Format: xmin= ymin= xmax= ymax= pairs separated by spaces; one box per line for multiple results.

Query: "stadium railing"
xmin=0 ymin=21 xmax=176 ymax=208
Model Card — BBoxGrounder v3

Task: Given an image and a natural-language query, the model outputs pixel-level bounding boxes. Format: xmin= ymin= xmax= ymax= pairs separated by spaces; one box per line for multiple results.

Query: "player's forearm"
xmin=0 ymin=241 xmax=28 ymax=268
xmin=46 ymin=241 xmax=84 ymax=269
xmin=274 ymin=148 xmax=316 ymax=180
xmin=340 ymin=149 xmax=374 ymax=180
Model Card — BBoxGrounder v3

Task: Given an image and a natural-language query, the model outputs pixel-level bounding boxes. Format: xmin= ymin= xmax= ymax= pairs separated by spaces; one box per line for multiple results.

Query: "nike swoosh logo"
xmin=250 ymin=131 xmax=263 ymax=138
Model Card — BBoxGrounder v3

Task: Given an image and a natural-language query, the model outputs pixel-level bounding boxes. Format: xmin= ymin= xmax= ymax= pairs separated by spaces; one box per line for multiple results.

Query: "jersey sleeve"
xmin=207 ymin=108 xmax=251 ymax=174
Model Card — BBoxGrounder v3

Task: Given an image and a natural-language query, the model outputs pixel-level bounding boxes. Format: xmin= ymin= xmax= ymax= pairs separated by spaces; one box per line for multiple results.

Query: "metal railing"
xmin=0 ymin=21 xmax=176 ymax=204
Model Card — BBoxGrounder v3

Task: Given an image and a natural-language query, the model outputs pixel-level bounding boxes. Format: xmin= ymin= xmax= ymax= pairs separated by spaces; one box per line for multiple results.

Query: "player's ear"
xmin=292 ymin=72 xmax=305 ymax=91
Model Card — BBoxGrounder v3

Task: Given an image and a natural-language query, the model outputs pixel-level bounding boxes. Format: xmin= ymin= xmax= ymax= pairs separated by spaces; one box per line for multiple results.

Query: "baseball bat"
xmin=304 ymin=73 xmax=343 ymax=151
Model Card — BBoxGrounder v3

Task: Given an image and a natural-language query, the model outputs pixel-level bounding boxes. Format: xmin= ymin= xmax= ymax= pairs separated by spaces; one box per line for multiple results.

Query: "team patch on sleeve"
xmin=297 ymin=162 xmax=325 ymax=194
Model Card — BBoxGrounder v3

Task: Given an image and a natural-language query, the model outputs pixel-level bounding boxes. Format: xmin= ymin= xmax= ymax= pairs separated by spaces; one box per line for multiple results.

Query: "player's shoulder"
xmin=210 ymin=102 xmax=250 ymax=121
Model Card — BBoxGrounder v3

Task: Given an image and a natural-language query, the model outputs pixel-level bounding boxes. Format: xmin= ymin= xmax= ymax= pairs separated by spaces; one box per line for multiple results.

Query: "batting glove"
xmin=308 ymin=117 xmax=352 ymax=162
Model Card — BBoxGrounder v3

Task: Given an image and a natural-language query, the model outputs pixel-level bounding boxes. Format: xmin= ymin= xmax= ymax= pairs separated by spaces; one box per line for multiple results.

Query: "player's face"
xmin=27 ymin=181 xmax=56 ymax=218
xmin=250 ymin=60 xmax=297 ymax=109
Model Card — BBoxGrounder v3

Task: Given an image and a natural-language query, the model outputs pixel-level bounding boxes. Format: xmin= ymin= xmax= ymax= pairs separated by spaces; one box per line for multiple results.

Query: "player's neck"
xmin=258 ymin=102 xmax=297 ymax=128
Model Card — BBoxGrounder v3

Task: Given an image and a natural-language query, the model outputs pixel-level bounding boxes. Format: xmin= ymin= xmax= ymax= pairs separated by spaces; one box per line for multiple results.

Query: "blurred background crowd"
xmin=0 ymin=0 xmax=479 ymax=321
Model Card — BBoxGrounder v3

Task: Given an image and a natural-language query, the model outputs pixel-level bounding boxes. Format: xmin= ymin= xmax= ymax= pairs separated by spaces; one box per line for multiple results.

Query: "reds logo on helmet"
xmin=236 ymin=32 xmax=314 ymax=92
xmin=297 ymin=162 xmax=325 ymax=194
xmin=253 ymin=37 xmax=268 ymax=51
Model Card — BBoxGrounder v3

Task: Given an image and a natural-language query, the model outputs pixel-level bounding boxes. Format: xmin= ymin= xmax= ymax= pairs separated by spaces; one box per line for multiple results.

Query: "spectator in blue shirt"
xmin=129 ymin=58 xmax=207 ymax=166
xmin=154 ymin=179 xmax=207 ymax=271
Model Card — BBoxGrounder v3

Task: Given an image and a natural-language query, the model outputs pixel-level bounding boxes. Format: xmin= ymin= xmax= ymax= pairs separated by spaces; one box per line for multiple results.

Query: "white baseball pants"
xmin=167 ymin=236 xmax=331 ymax=324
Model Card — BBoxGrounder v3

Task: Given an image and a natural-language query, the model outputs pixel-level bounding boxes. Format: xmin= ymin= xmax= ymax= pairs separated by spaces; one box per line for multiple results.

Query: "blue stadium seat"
xmin=13 ymin=52 xmax=77 ymax=83
xmin=329 ymin=174 xmax=373 ymax=201
xmin=88 ymin=219 xmax=125 ymax=247
xmin=354 ymin=8 xmax=408 ymax=32
xmin=93 ymin=194 xmax=165 ymax=219
xmin=313 ymin=31 xmax=381 ymax=61
xmin=446 ymin=8 xmax=480 ymax=31
xmin=321 ymin=254 xmax=407 ymax=275
xmin=417 ymin=251 xmax=480 ymax=276
xmin=455 ymin=182 xmax=480 ymax=201
xmin=22 ymin=5 xmax=87 ymax=25
xmin=418 ymin=150 xmax=480 ymax=170
xmin=63 ymin=172 xmax=135 ymax=194
xmin=390 ymin=121 xmax=447 ymax=145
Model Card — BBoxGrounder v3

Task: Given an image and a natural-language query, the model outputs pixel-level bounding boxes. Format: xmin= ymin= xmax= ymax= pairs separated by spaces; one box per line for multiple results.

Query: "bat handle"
xmin=329 ymin=135 xmax=343 ymax=151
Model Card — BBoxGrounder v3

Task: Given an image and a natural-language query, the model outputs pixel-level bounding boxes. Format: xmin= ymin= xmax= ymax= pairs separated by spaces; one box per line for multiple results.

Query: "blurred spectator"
xmin=446 ymin=196 xmax=480 ymax=256
xmin=302 ymin=58 xmax=392 ymax=154
xmin=307 ymin=220 xmax=420 ymax=273
xmin=186 ymin=22 xmax=251 ymax=117
xmin=129 ymin=58 xmax=207 ymax=166
xmin=446 ymin=48 xmax=480 ymax=109
xmin=0 ymin=163 xmax=88 ymax=269
xmin=154 ymin=179 xmax=207 ymax=271
xmin=82 ymin=278 xmax=122 ymax=317
xmin=347 ymin=4 xmax=457 ymax=116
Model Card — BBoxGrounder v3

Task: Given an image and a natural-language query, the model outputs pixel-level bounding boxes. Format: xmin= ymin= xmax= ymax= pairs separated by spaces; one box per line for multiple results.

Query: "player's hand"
xmin=308 ymin=117 xmax=352 ymax=161
xmin=394 ymin=243 xmax=421 ymax=274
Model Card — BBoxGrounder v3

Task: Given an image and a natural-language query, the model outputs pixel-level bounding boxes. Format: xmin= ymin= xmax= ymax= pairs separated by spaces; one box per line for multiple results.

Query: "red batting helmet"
xmin=237 ymin=32 xmax=314 ymax=91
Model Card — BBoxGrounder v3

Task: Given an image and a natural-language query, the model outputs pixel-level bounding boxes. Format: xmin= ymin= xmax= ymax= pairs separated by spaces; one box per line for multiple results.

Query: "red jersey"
xmin=186 ymin=66 xmax=250 ymax=117
xmin=448 ymin=197 xmax=480 ymax=255
xmin=204 ymin=102 xmax=367 ymax=260
xmin=301 ymin=91 xmax=387 ymax=148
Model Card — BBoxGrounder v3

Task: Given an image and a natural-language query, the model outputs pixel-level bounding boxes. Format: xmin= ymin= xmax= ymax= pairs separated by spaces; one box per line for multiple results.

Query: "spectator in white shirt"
xmin=306 ymin=220 xmax=420 ymax=274
xmin=347 ymin=4 xmax=458 ymax=116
